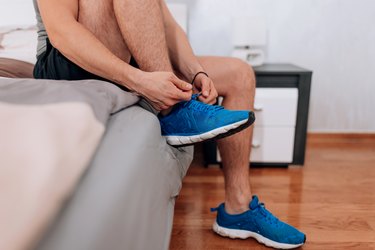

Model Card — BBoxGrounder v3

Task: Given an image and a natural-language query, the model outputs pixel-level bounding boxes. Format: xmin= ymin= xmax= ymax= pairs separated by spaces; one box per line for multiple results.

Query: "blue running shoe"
xmin=159 ymin=94 xmax=255 ymax=146
xmin=211 ymin=196 xmax=306 ymax=249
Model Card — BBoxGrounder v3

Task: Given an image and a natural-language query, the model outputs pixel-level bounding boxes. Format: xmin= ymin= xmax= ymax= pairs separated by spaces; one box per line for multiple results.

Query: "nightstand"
xmin=203 ymin=63 xmax=312 ymax=167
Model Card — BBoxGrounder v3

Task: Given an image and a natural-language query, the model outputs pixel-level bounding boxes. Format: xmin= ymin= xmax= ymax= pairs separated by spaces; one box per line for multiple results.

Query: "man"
xmin=33 ymin=0 xmax=306 ymax=248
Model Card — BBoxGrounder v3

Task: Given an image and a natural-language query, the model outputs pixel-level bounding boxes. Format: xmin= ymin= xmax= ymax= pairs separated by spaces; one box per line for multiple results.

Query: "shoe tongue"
xmin=249 ymin=195 xmax=259 ymax=210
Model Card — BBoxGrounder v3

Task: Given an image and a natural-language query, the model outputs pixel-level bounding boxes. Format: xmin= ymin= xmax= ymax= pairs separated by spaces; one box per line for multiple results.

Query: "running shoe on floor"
xmin=159 ymin=94 xmax=255 ymax=146
xmin=211 ymin=195 xmax=306 ymax=249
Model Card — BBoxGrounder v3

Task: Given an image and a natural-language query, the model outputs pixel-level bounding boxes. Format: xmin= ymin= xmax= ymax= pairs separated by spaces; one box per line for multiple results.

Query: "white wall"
xmin=0 ymin=0 xmax=35 ymax=26
xmin=1 ymin=0 xmax=374 ymax=132
xmin=169 ymin=0 xmax=375 ymax=132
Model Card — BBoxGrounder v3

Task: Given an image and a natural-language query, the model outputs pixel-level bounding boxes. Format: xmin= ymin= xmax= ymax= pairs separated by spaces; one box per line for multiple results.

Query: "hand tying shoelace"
xmin=158 ymin=92 xmax=255 ymax=146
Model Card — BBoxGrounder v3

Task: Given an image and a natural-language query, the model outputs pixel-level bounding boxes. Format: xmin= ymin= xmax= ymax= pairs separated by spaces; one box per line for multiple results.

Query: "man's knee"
xmin=230 ymin=58 xmax=256 ymax=96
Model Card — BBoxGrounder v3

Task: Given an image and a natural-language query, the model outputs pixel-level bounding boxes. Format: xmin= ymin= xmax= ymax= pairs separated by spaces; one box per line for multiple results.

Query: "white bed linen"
xmin=0 ymin=26 xmax=38 ymax=64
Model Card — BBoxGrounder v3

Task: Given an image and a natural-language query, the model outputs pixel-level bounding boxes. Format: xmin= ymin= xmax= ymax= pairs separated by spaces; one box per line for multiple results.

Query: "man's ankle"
xmin=224 ymin=196 xmax=252 ymax=215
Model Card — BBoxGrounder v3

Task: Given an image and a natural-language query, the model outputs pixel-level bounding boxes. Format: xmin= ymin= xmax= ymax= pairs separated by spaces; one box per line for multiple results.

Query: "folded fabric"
xmin=0 ymin=58 xmax=34 ymax=78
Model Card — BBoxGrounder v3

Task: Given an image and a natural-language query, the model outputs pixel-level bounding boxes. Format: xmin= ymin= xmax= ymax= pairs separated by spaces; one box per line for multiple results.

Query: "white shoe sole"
xmin=212 ymin=221 xmax=305 ymax=249
xmin=164 ymin=118 xmax=248 ymax=146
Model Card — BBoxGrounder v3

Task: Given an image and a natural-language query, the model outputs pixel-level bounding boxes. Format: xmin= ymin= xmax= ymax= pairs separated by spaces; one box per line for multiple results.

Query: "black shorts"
xmin=33 ymin=39 xmax=138 ymax=90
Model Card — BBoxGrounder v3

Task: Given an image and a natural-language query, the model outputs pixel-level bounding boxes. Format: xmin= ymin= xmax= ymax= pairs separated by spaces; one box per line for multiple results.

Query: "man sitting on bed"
xmin=33 ymin=0 xmax=306 ymax=248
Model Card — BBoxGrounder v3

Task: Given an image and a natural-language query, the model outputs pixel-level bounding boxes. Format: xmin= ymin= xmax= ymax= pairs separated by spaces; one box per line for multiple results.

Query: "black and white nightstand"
xmin=203 ymin=63 xmax=312 ymax=167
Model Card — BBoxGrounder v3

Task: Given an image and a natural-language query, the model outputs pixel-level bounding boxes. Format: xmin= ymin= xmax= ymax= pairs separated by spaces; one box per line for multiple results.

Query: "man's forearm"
xmin=161 ymin=2 xmax=204 ymax=81
xmin=167 ymin=25 xmax=204 ymax=81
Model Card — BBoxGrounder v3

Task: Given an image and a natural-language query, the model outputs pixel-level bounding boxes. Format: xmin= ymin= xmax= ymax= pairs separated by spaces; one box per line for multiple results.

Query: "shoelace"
xmin=182 ymin=94 xmax=223 ymax=116
xmin=252 ymin=202 xmax=280 ymax=226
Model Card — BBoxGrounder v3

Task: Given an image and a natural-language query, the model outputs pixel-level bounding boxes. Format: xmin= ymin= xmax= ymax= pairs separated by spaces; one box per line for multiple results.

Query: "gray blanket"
xmin=0 ymin=77 xmax=140 ymax=123
xmin=0 ymin=77 xmax=139 ymax=250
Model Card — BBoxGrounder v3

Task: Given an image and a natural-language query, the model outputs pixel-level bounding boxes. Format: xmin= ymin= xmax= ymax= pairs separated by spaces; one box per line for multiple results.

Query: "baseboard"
xmin=307 ymin=132 xmax=375 ymax=144
xmin=308 ymin=132 xmax=375 ymax=138
xmin=308 ymin=129 xmax=375 ymax=134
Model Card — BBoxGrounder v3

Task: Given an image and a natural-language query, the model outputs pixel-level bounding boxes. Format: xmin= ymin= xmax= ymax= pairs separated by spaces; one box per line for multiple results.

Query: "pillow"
xmin=0 ymin=57 xmax=34 ymax=78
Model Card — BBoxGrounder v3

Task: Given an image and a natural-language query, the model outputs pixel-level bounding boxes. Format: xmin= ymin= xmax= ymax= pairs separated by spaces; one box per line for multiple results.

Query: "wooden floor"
xmin=170 ymin=134 xmax=375 ymax=250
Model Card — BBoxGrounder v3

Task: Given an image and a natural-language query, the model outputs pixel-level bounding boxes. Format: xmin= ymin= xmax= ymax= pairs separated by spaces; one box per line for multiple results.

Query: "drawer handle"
xmin=252 ymin=141 xmax=261 ymax=148
xmin=254 ymin=104 xmax=263 ymax=112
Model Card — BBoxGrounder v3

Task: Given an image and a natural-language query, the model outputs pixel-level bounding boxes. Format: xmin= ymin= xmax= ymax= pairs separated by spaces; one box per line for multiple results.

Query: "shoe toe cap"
xmin=285 ymin=232 xmax=306 ymax=245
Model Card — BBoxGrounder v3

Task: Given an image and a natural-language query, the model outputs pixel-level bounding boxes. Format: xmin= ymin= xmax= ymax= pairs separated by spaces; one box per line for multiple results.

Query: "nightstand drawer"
xmin=217 ymin=127 xmax=295 ymax=163
xmin=254 ymin=88 xmax=298 ymax=126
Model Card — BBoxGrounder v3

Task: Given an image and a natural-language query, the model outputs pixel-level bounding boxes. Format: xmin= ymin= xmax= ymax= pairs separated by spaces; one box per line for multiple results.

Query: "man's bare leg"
xmin=79 ymin=0 xmax=172 ymax=72
xmin=113 ymin=0 xmax=173 ymax=72
xmin=79 ymin=0 xmax=175 ymax=114
xmin=78 ymin=0 xmax=132 ymax=65
xmin=198 ymin=56 xmax=256 ymax=214
xmin=78 ymin=0 xmax=255 ymax=213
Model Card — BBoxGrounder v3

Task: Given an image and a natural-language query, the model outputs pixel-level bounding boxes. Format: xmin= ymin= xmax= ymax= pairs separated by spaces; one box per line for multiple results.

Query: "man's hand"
xmin=135 ymin=72 xmax=193 ymax=111
xmin=193 ymin=73 xmax=218 ymax=105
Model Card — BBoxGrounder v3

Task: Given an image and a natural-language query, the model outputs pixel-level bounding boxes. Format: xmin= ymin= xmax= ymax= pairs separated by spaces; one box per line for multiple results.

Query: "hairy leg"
xmin=78 ymin=2 xmax=255 ymax=209
xmin=79 ymin=0 xmax=175 ymax=113
xmin=198 ymin=56 xmax=256 ymax=214
xmin=78 ymin=0 xmax=132 ymax=63
xmin=79 ymin=0 xmax=172 ymax=72
xmin=113 ymin=0 xmax=173 ymax=72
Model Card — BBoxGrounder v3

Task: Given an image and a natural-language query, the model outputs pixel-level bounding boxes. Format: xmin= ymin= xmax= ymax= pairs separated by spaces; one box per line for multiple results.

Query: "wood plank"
xmin=170 ymin=133 xmax=375 ymax=249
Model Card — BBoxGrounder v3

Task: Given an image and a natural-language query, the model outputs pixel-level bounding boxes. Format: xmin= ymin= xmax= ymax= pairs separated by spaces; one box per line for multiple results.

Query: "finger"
xmin=164 ymin=99 xmax=178 ymax=108
xmin=154 ymin=102 xmax=164 ymax=111
xmin=198 ymin=96 xmax=216 ymax=105
xmin=156 ymin=99 xmax=170 ymax=110
xmin=192 ymin=85 xmax=200 ymax=94
xmin=151 ymin=103 xmax=162 ymax=111
xmin=170 ymin=87 xmax=192 ymax=101
xmin=151 ymin=99 xmax=170 ymax=111
xmin=171 ymin=76 xmax=192 ymax=91
xmin=143 ymin=97 xmax=161 ymax=111
xmin=206 ymin=92 xmax=218 ymax=105
xmin=201 ymin=78 xmax=211 ymax=97
xmin=200 ymin=95 xmax=217 ymax=105
xmin=198 ymin=95 xmax=211 ymax=104
xmin=159 ymin=104 xmax=170 ymax=111
xmin=209 ymin=98 xmax=217 ymax=105
xmin=199 ymin=88 xmax=217 ymax=104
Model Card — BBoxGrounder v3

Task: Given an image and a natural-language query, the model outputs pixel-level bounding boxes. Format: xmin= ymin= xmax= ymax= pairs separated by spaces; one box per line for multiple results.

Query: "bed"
xmin=0 ymin=4 xmax=192 ymax=249
xmin=0 ymin=55 xmax=192 ymax=250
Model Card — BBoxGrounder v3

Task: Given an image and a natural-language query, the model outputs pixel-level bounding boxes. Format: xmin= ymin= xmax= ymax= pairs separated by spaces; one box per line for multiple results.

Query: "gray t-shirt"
xmin=33 ymin=0 xmax=48 ymax=57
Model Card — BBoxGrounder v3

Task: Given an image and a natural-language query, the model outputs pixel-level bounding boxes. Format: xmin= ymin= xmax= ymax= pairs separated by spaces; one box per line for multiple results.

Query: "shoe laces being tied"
xmin=250 ymin=196 xmax=280 ymax=227
xmin=183 ymin=93 xmax=223 ymax=116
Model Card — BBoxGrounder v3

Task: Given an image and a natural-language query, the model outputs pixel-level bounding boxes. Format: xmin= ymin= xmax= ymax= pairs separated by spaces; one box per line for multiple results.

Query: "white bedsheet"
xmin=0 ymin=26 xmax=38 ymax=64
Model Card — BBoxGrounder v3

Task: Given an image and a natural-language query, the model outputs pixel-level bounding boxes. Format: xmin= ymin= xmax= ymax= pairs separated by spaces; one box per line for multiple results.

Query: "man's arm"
xmin=160 ymin=1 xmax=218 ymax=104
xmin=37 ymin=0 xmax=192 ymax=110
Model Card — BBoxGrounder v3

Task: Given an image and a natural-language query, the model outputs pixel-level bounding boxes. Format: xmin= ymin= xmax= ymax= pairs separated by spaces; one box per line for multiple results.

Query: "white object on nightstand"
xmin=217 ymin=88 xmax=299 ymax=163
xmin=231 ymin=16 xmax=267 ymax=67
xmin=232 ymin=48 xmax=265 ymax=67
